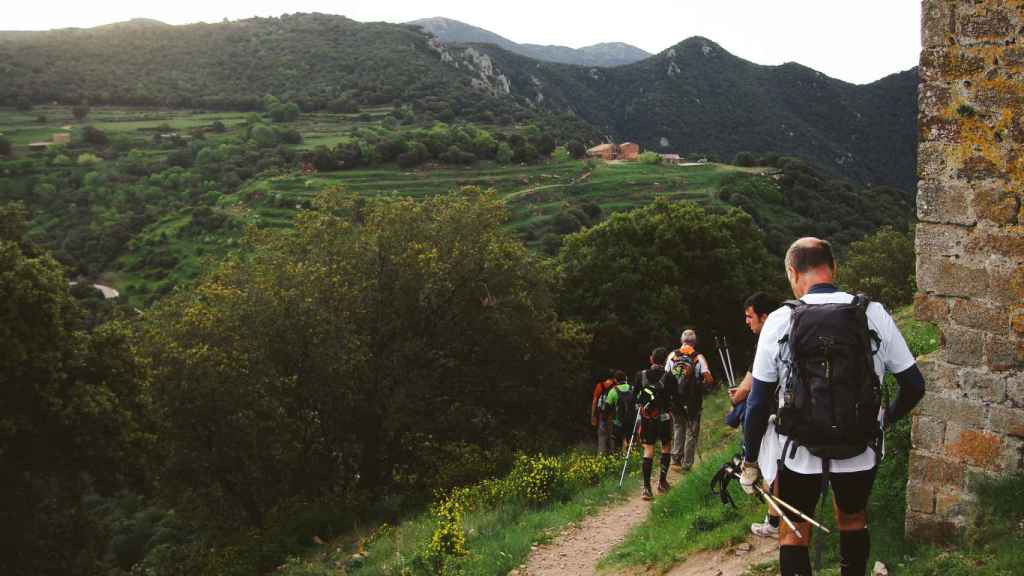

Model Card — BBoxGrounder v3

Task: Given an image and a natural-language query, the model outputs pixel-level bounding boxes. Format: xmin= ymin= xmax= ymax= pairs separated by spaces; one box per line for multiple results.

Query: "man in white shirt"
xmin=740 ymin=237 xmax=925 ymax=576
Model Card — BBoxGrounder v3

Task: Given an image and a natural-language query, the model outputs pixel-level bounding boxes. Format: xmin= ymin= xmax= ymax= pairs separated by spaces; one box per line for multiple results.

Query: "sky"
xmin=4 ymin=1 xmax=922 ymax=85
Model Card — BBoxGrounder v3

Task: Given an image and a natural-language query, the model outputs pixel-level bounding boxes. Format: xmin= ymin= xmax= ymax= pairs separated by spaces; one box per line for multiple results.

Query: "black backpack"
xmin=668 ymin=347 xmax=698 ymax=408
xmin=775 ymin=294 xmax=882 ymax=460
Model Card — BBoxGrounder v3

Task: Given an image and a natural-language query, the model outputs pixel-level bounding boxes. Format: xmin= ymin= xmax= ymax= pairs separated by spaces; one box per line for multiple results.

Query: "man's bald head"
xmin=784 ymin=237 xmax=836 ymax=298
xmin=785 ymin=237 xmax=835 ymax=274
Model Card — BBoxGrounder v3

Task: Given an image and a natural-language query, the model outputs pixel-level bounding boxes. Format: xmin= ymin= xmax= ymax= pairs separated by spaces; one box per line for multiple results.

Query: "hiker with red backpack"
xmin=633 ymin=347 xmax=678 ymax=500
xmin=591 ymin=371 xmax=618 ymax=455
xmin=740 ymin=238 xmax=925 ymax=576
xmin=665 ymin=330 xmax=714 ymax=471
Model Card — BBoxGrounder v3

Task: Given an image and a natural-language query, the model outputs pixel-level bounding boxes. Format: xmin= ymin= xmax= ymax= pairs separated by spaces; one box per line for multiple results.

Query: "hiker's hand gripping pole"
xmin=729 ymin=471 xmax=831 ymax=535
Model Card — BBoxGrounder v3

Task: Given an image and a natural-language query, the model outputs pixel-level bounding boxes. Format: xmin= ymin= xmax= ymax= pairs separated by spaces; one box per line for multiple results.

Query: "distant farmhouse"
xmin=585 ymin=142 xmax=690 ymax=165
xmin=586 ymin=142 xmax=639 ymax=161
xmin=29 ymin=131 xmax=71 ymax=152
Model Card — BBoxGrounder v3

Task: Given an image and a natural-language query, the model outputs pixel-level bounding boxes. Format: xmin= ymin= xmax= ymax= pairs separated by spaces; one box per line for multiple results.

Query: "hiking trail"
xmin=515 ymin=468 xmax=775 ymax=576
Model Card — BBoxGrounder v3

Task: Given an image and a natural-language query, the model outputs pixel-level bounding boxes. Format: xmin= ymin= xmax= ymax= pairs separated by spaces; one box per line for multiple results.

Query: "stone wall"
xmin=912 ymin=0 xmax=1024 ymax=538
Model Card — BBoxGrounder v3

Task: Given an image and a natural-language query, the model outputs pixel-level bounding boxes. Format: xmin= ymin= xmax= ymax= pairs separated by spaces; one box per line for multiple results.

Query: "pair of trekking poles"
xmin=713 ymin=337 xmax=831 ymax=538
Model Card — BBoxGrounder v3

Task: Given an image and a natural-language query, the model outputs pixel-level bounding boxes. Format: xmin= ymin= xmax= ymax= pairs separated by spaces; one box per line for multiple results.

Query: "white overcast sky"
xmin=4 ymin=1 xmax=921 ymax=85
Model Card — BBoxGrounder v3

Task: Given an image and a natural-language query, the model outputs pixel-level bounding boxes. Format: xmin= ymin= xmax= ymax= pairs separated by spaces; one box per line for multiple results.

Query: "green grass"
xmin=280 ymin=453 xmax=643 ymax=576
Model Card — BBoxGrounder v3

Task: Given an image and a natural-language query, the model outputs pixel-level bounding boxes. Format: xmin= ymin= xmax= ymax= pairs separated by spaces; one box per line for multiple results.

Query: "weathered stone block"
xmin=915 ymin=222 xmax=971 ymax=258
xmin=985 ymin=334 xmax=1020 ymax=371
xmin=1000 ymin=435 xmax=1024 ymax=473
xmin=1008 ymin=372 xmax=1024 ymax=409
xmin=959 ymin=367 xmax=1009 ymax=403
xmin=906 ymin=512 xmax=959 ymax=541
xmin=917 ymin=255 xmax=988 ymax=298
xmin=919 ymin=82 xmax=955 ymax=119
xmin=921 ymin=0 xmax=957 ymax=48
xmin=919 ymin=392 xmax=985 ymax=427
xmin=989 ymin=404 xmax=1024 ymax=438
xmin=918 ymin=181 xmax=975 ymax=224
xmin=943 ymin=324 xmax=988 ymax=366
xmin=946 ymin=428 xmax=1004 ymax=470
xmin=972 ymin=185 xmax=1021 ymax=225
xmin=910 ymin=451 xmax=967 ymax=488
xmin=988 ymin=265 xmax=1024 ymax=305
xmin=915 ymin=293 xmax=951 ymax=323
xmin=913 ymin=415 xmax=948 ymax=451
xmin=951 ymin=298 xmax=1009 ymax=333
xmin=958 ymin=154 xmax=1005 ymax=181
xmin=936 ymin=488 xmax=966 ymax=516
xmin=959 ymin=8 xmax=1015 ymax=43
xmin=967 ymin=226 xmax=1024 ymax=261
xmin=1006 ymin=47 xmax=1024 ymax=68
xmin=918 ymin=354 xmax=960 ymax=394
xmin=918 ymin=141 xmax=955 ymax=180
xmin=907 ymin=481 xmax=936 ymax=514
xmin=1012 ymin=305 xmax=1024 ymax=337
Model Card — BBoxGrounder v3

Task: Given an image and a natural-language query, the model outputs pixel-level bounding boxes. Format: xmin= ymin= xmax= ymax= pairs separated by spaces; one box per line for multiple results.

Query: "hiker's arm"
xmin=885 ymin=364 xmax=926 ymax=425
xmin=730 ymin=372 xmax=752 ymax=405
xmin=591 ymin=385 xmax=600 ymax=426
xmin=743 ymin=377 xmax=775 ymax=461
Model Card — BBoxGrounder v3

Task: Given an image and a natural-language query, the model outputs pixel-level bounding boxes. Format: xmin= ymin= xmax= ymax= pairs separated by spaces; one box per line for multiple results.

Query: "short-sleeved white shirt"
xmin=752 ymin=289 xmax=916 ymax=476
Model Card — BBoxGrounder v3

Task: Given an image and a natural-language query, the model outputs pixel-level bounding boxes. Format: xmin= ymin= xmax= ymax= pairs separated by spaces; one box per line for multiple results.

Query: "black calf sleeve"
xmin=839 ymin=529 xmax=870 ymax=576
xmin=642 ymin=457 xmax=653 ymax=485
xmin=780 ymin=545 xmax=812 ymax=576
xmin=659 ymin=453 xmax=671 ymax=480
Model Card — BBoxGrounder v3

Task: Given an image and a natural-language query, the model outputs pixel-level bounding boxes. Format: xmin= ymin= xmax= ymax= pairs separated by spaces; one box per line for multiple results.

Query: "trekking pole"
xmin=723 ymin=337 xmax=737 ymax=388
xmin=715 ymin=337 xmax=734 ymax=388
xmin=618 ymin=405 xmax=643 ymax=487
xmin=727 ymin=472 xmax=830 ymax=535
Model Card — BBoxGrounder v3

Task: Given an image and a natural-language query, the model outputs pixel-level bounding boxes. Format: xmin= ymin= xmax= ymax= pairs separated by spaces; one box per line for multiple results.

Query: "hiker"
xmin=740 ymin=238 xmax=925 ymax=576
xmin=665 ymin=330 xmax=713 ymax=471
xmin=591 ymin=370 xmax=618 ymax=455
xmin=725 ymin=292 xmax=782 ymax=538
xmin=633 ymin=347 xmax=677 ymax=500
xmin=604 ymin=370 xmax=635 ymax=450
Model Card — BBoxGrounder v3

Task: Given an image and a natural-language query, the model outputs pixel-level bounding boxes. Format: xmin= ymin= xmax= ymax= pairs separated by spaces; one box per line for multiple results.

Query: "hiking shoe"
xmin=642 ymin=485 xmax=654 ymax=500
xmin=751 ymin=522 xmax=779 ymax=538
xmin=658 ymin=479 xmax=672 ymax=493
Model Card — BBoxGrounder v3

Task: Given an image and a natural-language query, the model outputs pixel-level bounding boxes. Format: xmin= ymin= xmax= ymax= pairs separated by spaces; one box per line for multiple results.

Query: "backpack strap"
xmin=852 ymin=293 xmax=882 ymax=354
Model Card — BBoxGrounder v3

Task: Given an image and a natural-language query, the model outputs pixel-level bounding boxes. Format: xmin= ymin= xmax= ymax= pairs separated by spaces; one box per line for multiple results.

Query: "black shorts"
xmin=640 ymin=415 xmax=673 ymax=446
xmin=777 ymin=464 xmax=876 ymax=522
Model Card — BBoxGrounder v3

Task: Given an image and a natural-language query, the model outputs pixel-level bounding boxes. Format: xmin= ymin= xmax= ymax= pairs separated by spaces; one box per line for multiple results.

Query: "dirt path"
xmin=517 ymin=466 xmax=777 ymax=576
xmin=662 ymin=536 xmax=776 ymax=576
xmin=517 ymin=481 xmax=651 ymax=576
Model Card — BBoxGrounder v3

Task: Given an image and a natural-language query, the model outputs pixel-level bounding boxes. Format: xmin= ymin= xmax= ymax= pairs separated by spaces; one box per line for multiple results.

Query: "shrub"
xmin=637 ymin=151 xmax=662 ymax=165
xmin=551 ymin=146 xmax=572 ymax=163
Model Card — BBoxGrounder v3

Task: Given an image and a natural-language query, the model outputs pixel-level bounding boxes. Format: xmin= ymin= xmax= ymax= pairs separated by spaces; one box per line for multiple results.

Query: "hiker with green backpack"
xmin=603 ymin=370 xmax=635 ymax=450
xmin=740 ymin=238 xmax=926 ymax=576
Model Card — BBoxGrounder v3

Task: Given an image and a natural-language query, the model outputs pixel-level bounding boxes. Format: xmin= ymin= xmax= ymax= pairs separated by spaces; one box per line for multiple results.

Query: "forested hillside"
xmin=472 ymin=37 xmax=918 ymax=191
xmin=1 ymin=14 xmax=917 ymax=190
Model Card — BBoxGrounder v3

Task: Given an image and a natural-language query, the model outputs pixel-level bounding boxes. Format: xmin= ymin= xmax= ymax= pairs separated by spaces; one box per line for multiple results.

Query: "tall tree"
xmin=558 ymin=199 xmax=783 ymax=373
xmin=0 ymin=203 xmax=149 ymax=575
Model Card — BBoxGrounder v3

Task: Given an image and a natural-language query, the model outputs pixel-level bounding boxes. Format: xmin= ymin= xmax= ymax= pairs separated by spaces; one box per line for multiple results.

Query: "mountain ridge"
xmin=0 ymin=12 xmax=917 ymax=189
xmin=409 ymin=16 xmax=651 ymax=67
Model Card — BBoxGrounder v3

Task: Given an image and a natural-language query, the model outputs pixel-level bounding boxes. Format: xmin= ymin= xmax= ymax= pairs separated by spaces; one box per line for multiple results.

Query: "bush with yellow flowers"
xmin=563 ymin=453 xmax=621 ymax=487
xmin=421 ymin=495 xmax=468 ymax=574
